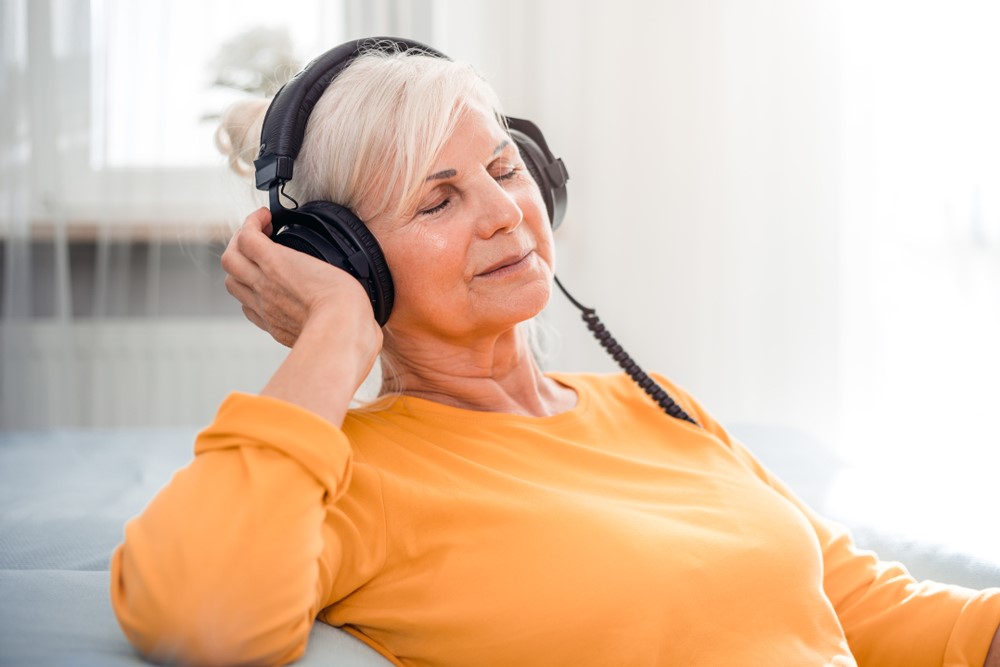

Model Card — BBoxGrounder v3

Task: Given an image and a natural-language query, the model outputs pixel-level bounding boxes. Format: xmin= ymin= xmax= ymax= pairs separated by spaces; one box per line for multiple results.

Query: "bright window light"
xmin=90 ymin=0 xmax=345 ymax=169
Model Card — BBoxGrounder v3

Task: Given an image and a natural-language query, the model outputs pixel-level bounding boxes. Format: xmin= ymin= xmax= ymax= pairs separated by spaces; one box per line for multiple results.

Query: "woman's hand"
xmin=221 ymin=207 xmax=375 ymax=348
xmin=222 ymin=207 xmax=384 ymax=424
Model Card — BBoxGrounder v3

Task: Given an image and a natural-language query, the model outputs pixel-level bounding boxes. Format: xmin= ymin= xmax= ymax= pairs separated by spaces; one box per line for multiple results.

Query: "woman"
xmin=111 ymin=38 xmax=1000 ymax=666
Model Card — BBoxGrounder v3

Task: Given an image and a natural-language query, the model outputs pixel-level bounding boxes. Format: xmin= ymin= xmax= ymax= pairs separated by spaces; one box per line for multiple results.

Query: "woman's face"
xmin=366 ymin=102 xmax=555 ymax=344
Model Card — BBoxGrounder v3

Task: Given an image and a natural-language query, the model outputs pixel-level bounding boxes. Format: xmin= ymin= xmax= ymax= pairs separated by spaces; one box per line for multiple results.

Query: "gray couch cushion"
xmin=0 ymin=569 xmax=393 ymax=667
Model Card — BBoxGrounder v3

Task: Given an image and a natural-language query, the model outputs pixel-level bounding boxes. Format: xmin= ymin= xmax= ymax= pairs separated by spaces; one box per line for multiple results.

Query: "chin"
xmin=493 ymin=281 xmax=551 ymax=328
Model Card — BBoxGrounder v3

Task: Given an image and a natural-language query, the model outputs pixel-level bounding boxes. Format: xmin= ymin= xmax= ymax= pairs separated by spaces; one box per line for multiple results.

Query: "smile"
xmin=477 ymin=251 xmax=535 ymax=278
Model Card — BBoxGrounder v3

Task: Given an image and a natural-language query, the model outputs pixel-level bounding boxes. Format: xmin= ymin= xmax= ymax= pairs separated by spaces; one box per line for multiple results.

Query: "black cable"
xmin=279 ymin=183 xmax=300 ymax=209
xmin=553 ymin=275 xmax=699 ymax=426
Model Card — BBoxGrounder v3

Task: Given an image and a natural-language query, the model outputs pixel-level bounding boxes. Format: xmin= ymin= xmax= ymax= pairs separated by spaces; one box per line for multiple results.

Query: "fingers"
xmin=269 ymin=328 xmax=298 ymax=349
xmin=226 ymin=260 xmax=307 ymax=340
xmin=223 ymin=206 xmax=365 ymax=349
xmin=225 ymin=214 xmax=271 ymax=267
xmin=222 ymin=208 xmax=309 ymax=347
xmin=223 ymin=207 xmax=272 ymax=256
xmin=244 ymin=207 xmax=273 ymax=235
xmin=243 ymin=305 xmax=296 ymax=347
xmin=241 ymin=304 xmax=269 ymax=333
xmin=221 ymin=208 xmax=280 ymax=287
xmin=224 ymin=273 xmax=255 ymax=307
xmin=226 ymin=269 xmax=301 ymax=326
xmin=221 ymin=237 xmax=263 ymax=289
xmin=227 ymin=209 xmax=307 ymax=283
xmin=242 ymin=305 xmax=296 ymax=348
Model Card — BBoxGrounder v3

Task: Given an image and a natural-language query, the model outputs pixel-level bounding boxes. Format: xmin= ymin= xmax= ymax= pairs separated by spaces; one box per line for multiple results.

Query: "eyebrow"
xmin=426 ymin=169 xmax=457 ymax=181
xmin=425 ymin=141 xmax=513 ymax=181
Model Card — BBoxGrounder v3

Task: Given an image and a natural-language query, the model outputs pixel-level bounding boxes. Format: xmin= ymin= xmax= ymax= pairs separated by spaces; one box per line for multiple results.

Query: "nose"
xmin=474 ymin=173 xmax=523 ymax=238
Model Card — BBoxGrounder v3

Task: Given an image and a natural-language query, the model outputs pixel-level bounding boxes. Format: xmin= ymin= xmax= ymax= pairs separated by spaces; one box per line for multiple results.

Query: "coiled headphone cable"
xmin=554 ymin=275 xmax=699 ymax=426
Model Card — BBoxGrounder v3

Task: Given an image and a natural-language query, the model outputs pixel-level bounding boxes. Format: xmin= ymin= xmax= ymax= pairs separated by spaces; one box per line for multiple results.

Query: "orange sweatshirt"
xmin=111 ymin=372 xmax=1000 ymax=666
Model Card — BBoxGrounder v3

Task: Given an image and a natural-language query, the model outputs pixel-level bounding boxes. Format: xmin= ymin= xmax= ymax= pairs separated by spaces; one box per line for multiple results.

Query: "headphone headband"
xmin=254 ymin=36 xmax=567 ymax=228
xmin=254 ymin=37 xmax=447 ymax=191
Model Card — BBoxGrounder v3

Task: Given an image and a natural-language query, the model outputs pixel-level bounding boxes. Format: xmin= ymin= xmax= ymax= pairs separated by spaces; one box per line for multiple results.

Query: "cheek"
xmin=383 ymin=227 xmax=468 ymax=300
xmin=418 ymin=227 xmax=452 ymax=254
xmin=524 ymin=192 xmax=556 ymax=264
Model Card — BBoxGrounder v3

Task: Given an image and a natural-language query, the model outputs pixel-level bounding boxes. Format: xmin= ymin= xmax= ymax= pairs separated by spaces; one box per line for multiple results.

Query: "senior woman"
xmin=110 ymin=38 xmax=1000 ymax=667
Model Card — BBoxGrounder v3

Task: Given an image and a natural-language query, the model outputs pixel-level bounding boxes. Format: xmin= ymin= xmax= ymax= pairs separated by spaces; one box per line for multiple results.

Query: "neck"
xmin=380 ymin=325 xmax=575 ymax=417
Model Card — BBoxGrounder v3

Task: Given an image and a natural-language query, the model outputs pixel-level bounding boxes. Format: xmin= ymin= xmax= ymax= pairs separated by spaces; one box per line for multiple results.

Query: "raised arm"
xmin=110 ymin=209 xmax=385 ymax=665
xmin=221 ymin=207 xmax=383 ymax=424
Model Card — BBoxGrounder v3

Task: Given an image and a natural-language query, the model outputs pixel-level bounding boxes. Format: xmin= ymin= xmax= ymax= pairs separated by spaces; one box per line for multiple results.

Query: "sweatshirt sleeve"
xmin=657 ymin=376 xmax=1000 ymax=667
xmin=734 ymin=439 xmax=1000 ymax=666
xmin=110 ymin=392 xmax=382 ymax=666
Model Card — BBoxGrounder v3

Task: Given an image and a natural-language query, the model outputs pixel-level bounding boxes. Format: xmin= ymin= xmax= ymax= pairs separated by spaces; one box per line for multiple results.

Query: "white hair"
xmin=216 ymin=45 xmax=506 ymax=222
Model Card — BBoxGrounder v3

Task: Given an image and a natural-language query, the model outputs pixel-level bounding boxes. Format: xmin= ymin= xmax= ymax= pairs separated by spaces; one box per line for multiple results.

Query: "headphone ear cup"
xmin=507 ymin=117 xmax=568 ymax=230
xmin=313 ymin=201 xmax=395 ymax=325
xmin=272 ymin=201 xmax=395 ymax=326
xmin=516 ymin=141 xmax=547 ymax=200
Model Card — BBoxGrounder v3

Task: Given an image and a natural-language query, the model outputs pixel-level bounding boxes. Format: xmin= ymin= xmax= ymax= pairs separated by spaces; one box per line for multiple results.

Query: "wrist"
xmin=261 ymin=304 xmax=383 ymax=426
xmin=304 ymin=303 xmax=382 ymax=366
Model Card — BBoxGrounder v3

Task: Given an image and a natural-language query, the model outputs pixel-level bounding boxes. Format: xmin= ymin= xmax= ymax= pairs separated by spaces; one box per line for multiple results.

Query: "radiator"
xmin=1 ymin=319 xmax=289 ymax=429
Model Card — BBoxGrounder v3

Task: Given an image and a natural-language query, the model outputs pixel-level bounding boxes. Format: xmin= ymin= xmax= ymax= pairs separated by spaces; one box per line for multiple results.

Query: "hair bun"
xmin=214 ymin=98 xmax=270 ymax=178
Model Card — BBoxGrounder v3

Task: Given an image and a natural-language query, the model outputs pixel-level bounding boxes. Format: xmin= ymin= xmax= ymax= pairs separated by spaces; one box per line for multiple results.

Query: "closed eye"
xmin=419 ymin=198 xmax=451 ymax=216
xmin=496 ymin=166 xmax=520 ymax=183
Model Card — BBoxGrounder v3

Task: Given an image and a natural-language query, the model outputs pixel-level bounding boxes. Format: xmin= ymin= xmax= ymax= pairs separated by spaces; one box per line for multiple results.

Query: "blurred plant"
xmin=202 ymin=26 xmax=300 ymax=120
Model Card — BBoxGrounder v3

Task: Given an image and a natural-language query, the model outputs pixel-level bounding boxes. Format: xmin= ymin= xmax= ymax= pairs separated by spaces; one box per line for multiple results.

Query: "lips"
xmin=478 ymin=250 xmax=533 ymax=276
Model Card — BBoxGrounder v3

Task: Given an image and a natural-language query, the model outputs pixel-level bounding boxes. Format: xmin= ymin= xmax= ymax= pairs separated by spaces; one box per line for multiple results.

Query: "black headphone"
xmin=253 ymin=37 xmax=569 ymax=327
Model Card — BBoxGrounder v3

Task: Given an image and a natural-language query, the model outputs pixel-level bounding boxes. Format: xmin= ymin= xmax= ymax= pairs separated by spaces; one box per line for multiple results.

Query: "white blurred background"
xmin=2 ymin=1 xmax=998 ymax=558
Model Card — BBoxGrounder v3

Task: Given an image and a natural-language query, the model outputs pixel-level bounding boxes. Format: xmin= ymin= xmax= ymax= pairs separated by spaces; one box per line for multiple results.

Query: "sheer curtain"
xmin=0 ymin=0 xmax=352 ymax=429
xmin=834 ymin=0 xmax=1000 ymax=559
xmin=0 ymin=0 xmax=449 ymax=430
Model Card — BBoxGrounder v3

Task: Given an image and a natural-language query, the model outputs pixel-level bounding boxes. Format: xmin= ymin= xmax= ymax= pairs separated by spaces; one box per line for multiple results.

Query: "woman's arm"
xmin=654 ymin=377 xmax=1000 ymax=667
xmin=222 ymin=207 xmax=383 ymax=424
xmin=738 ymin=448 xmax=1000 ymax=666
xmin=111 ymin=395 xmax=360 ymax=666
xmin=111 ymin=209 xmax=385 ymax=665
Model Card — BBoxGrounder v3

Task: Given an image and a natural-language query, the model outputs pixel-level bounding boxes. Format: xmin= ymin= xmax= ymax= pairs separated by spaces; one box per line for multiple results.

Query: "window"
xmin=834 ymin=0 xmax=1000 ymax=559
xmin=26 ymin=0 xmax=347 ymax=226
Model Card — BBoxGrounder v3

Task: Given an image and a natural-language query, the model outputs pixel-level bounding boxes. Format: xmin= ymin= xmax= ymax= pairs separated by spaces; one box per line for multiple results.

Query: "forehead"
xmin=358 ymin=99 xmax=509 ymax=222
xmin=432 ymin=102 xmax=510 ymax=162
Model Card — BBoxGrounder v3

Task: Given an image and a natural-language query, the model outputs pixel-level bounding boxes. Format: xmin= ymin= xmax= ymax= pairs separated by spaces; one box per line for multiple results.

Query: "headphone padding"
xmin=507 ymin=117 xmax=568 ymax=229
xmin=299 ymin=201 xmax=395 ymax=325
xmin=273 ymin=222 xmax=343 ymax=264
xmin=515 ymin=136 xmax=549 ymax=216
xmin=273 ymin=202 xmax=395 ymax=326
